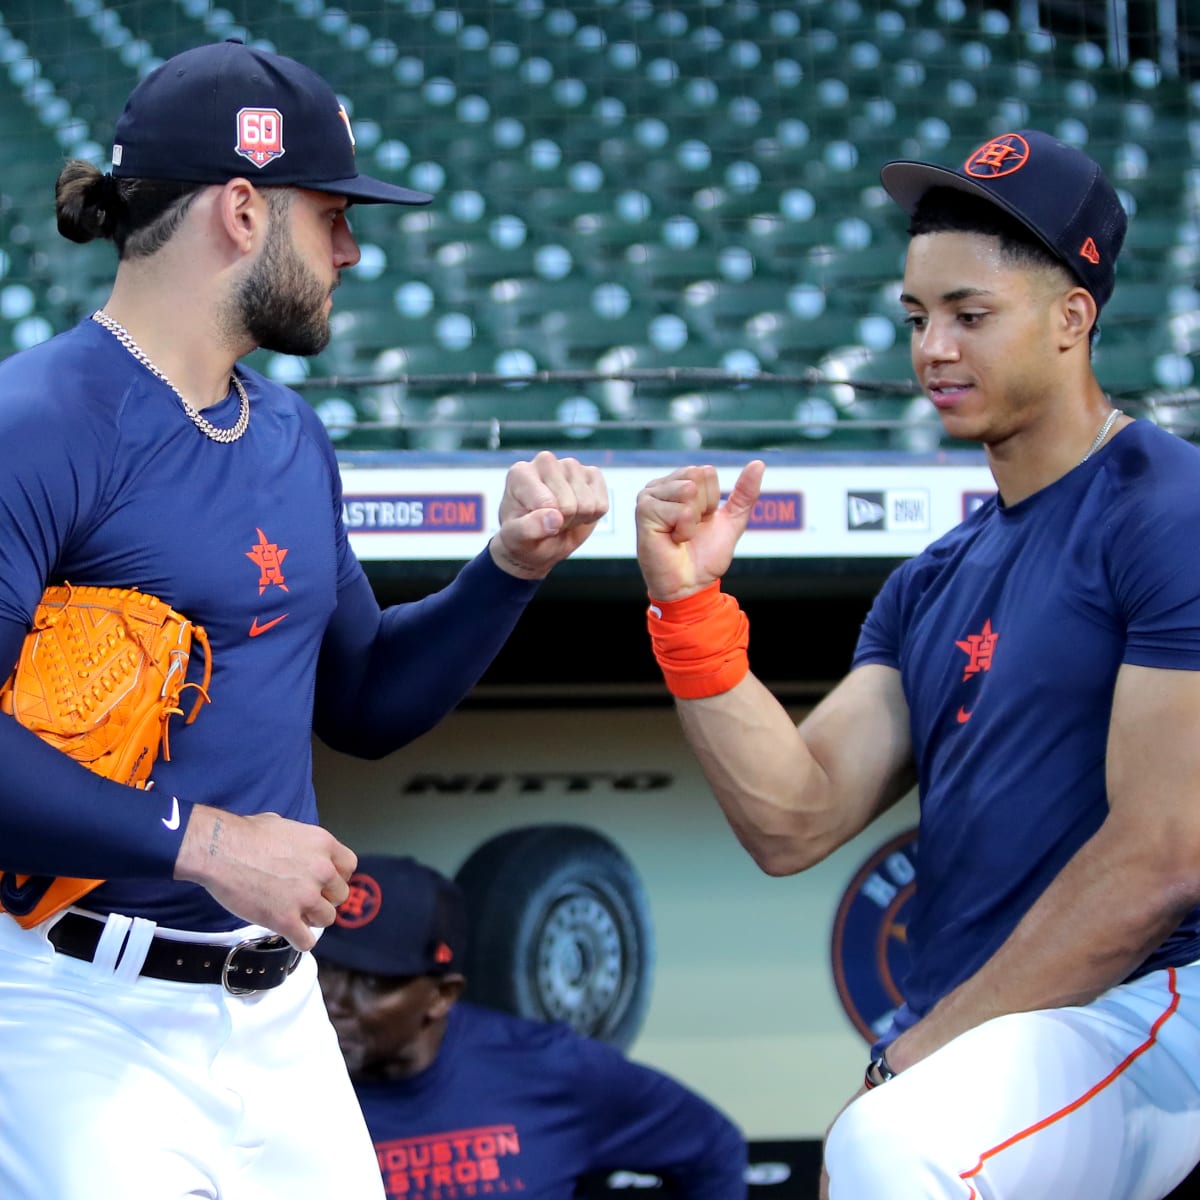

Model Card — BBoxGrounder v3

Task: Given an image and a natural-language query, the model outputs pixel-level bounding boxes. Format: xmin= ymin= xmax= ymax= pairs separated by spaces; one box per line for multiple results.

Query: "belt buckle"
xmin=221 ymin=934 xmax=300 ymax=995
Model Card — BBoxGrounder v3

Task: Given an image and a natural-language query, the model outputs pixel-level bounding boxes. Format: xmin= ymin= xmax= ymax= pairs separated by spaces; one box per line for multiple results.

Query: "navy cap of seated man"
xmin=315 ymin=855 xmax=468 ymax=978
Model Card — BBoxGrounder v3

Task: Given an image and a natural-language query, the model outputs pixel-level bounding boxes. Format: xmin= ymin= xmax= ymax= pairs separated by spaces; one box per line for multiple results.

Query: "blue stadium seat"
xmin=537 ymin=280 xmax=661 ymax=369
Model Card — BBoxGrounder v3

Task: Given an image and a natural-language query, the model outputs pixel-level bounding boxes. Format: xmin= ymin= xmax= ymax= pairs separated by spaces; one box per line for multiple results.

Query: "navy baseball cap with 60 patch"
xmin=881 ymin=130 xmax=1127 ymax=311
xmin=110 ymin=39 xmax=432 ymax=206
xmin=314 ymin=856 xmax=468 ymax=977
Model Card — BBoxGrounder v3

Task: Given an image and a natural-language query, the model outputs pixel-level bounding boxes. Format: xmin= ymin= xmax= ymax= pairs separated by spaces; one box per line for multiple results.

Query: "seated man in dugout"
xmin=315 ymin=853 xmax=749 ymax=1199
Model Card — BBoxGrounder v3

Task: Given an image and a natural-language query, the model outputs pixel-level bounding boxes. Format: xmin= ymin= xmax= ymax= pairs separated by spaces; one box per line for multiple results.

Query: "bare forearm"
xmin=676 ymin=674 xmax=853 ymax=874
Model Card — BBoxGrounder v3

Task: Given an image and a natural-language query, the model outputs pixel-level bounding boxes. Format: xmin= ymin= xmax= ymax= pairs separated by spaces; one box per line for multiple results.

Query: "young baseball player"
xmin=635 ymin=130 xmax=1200 ymax=1198
xmin=0 ymin=40 xmax=608 ymax=1200
xmin=314 ymin=855 xmax=748 ymax=1200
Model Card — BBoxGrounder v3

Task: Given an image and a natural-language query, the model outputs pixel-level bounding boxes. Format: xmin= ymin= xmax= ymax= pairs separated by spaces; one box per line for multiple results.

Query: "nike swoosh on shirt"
xmin=162 ymin=796 xmax=181 ymax=831
xmin=249 ymin=614 xmax=289 ymax=637
xmin=956 ymin=706 xmax=973 ymax=724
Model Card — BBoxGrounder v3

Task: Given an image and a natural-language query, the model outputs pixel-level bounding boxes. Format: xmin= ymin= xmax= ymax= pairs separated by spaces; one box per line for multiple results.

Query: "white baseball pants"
xmin=0 ymin=909 xmax=385 ymax=1200
xmin=826 ymin=962 xmax=1200 ymax=1198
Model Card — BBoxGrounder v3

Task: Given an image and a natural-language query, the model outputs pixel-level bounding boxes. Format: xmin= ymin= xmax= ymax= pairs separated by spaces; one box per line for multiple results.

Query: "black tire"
xmin=453 ymin=824 xmax=655 ymax=1050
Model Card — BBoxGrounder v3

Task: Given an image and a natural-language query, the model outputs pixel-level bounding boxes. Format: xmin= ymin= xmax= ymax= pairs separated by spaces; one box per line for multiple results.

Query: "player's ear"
xmin=216 ymin=177 xmax=264 ymax=256
xmin=1058 ymin=286 xmax=1096 ymax=351
xmin=429 ymin=974 xmax=466 ymax=1020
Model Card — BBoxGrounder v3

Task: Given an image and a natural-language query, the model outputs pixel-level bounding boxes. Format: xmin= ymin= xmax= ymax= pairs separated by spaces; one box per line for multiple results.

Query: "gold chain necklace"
xmin=91 ymin=310 xmax=250 ymax=444
xmin=1080 ymin=408 xmax=1122 ymax=464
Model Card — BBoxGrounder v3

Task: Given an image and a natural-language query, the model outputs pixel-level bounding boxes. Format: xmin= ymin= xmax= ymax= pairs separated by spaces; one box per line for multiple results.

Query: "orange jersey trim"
xmin=958 ymin=968 xmax=1181 ymax=1195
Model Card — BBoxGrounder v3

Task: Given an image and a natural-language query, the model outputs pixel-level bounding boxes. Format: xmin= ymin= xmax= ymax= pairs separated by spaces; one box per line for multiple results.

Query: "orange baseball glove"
xmin=0 ymin=584 xmax=211 ymax=927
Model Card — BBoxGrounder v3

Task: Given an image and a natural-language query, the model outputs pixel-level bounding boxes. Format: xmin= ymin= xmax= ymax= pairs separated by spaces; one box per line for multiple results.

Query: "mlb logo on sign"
xmin=235 ymin=107 xmax=285 ymax=168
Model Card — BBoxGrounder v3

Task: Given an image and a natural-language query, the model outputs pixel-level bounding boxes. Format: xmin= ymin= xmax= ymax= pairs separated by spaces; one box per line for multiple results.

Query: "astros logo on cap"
xmin=964 ymin=132 xmax=1030 ymax=179
xmin=235 ymin=107 xmax=285 ymax=168
xmin=336 ymin=872 xmax=383 ymax=929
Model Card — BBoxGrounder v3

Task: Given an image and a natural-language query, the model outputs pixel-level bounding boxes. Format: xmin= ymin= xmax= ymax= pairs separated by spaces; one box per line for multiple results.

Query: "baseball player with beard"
xmin=0 ymin=40 xmax=607 ymax=1200
xmin=636 ymin=130 xmax=1200 ymax=1198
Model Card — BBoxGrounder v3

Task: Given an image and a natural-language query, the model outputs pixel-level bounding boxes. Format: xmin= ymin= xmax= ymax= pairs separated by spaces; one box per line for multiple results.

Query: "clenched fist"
xmin=489 ymin=451 xmax=609 ymax=580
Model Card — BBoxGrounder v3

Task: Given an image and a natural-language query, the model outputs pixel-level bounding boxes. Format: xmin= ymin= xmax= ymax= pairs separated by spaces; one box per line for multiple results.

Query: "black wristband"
xmin=863 ymin=1048 xmax=897 ymax=1090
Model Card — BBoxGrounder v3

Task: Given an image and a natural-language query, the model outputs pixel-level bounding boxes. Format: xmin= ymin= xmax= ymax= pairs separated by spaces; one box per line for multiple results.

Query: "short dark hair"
xmin=908 ymin=186 xmax=1076 ymax=285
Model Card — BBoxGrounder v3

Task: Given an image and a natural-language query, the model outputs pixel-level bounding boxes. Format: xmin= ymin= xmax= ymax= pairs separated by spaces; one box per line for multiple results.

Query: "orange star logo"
xmin=955 ymin=618 xmax=999 ymax=681
xmin=246 ymin=528 xmax=289 ymax=594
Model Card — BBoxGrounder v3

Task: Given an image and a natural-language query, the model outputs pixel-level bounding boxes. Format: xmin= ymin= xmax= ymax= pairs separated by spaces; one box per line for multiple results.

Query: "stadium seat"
xmin=563 ymin=206 xmax=657 ymax=269
xmin=481 ymin=275 xmax=595 ymax=345
xmin=536 ymin=279 xmax=662 ymax=369
xmin=620 ymin=239 xmax=741 ymax=296
xmin=428 ymin=236 xmax=541 ymax=306
xmin=742 ymin=308 xmax=862 ymax=370
xmin=598 ymin=339 xmax=737 ymax=414
xmin=681 ymin=278 xmax=798 ymax=348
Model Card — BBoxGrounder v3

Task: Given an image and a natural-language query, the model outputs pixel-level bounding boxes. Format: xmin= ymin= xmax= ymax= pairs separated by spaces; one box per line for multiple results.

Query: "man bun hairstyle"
xmin=55 ymin=160 xmax=203 ymax=259
xmin=56 ymin=160 xmax=125 ymax=244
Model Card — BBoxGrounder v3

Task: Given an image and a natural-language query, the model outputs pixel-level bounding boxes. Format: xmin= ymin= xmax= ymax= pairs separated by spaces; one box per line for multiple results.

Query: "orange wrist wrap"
xmin=647 ymin=581 xmax=750 ymax=700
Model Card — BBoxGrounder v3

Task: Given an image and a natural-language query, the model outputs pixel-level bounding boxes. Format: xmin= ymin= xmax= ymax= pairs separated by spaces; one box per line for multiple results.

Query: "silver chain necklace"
xmin=1080 ymin=408 xmax=1122 ymax=464
xmin=91 ymin=310 xmax=250 ymax=444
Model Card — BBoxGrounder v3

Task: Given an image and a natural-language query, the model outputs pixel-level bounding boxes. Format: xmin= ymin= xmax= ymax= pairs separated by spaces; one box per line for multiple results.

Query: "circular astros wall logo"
xmin=830 ymin=828 xmax=918 ymax=1043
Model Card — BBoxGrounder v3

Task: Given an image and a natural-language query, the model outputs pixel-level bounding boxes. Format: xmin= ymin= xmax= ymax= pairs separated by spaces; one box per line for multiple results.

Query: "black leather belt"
xmin=48 ymin=911 xmax=302 ymax=995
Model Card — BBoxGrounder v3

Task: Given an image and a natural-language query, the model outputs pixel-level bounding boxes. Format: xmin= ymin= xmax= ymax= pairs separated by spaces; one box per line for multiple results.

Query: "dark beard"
xmin=235 ymin=222 xmax=333 ymax=356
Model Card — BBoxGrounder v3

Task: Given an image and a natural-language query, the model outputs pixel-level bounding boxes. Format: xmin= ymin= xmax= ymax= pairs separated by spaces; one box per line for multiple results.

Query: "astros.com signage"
xmin=343 ymin=494 xmax=484 ymax=533
xmin=338 ymin=454 xmax=995 ymax=562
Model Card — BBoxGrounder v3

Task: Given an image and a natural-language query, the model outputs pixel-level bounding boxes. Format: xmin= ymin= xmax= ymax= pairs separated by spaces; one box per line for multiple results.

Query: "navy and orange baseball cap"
xmin=881 ymin=130 xmax=1127 ymax=311
xmin=110 ymin=39 xmax=432 ymax=206
xmin=314 ymin=855 xmax=467 ymax=977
